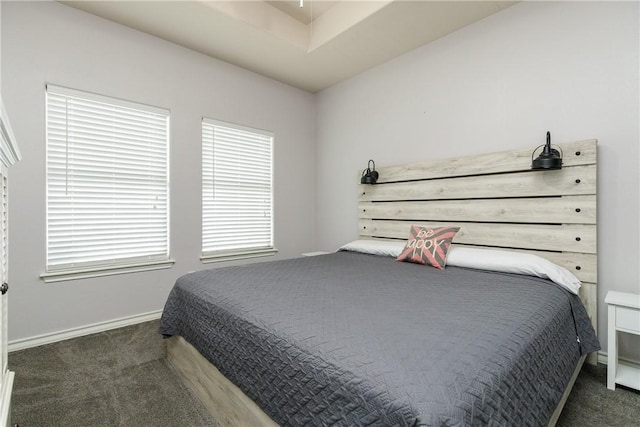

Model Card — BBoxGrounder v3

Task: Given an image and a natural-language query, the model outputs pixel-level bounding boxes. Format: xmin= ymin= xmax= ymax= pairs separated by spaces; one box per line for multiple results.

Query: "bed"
xmin=160 ymin=139 xmax=599 ymax=426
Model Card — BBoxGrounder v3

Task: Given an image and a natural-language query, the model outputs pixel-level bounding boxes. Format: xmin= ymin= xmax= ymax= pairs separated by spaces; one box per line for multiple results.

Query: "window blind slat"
xmin=202 ymin=119 xmax=273 ymax=255
xmin=46 ymin=86 xmax=170 ymax=272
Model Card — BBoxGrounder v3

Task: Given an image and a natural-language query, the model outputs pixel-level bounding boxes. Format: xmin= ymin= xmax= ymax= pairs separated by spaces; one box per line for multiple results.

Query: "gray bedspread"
xmin=159 ymin=251 xmax=599 ymax=426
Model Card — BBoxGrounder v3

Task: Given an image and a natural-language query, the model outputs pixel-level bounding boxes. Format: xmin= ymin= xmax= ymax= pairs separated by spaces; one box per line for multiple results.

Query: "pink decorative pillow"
xmin=396 ymin=225 xmax=460 ymax=269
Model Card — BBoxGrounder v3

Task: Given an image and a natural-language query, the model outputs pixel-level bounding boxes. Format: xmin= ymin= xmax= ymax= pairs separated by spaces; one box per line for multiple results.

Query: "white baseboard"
xmin=597 ymin=351 xmax=640 ymax=367
xmin=8 ymin=309 xmax=163 ymax=353
xmin=598 ymin=351 xmax=608 ymax=365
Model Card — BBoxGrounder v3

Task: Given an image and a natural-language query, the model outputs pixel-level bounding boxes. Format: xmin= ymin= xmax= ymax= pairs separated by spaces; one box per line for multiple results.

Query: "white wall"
xmin=2 ymin=1 xmax=316 ymax=341
xmin=315 ymin=1 xmax=639 ymax=355
xmin=0 ymin=1 xmax=2 ymax=91
xmin=3 ymin=1 xmax=639 ymax=359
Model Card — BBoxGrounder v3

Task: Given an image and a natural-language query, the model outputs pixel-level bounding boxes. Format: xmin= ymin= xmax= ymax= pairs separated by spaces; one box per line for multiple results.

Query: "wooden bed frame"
xmin=167 ymin=139 xmax=598 ymax=426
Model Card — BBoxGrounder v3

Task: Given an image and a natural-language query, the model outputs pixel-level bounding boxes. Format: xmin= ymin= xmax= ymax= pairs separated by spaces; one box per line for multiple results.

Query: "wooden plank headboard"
xmin=358 ymin=139 xmax=598 ymax=352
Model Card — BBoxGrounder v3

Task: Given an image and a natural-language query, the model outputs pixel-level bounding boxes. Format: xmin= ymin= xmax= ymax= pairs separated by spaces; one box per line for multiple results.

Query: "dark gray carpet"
xmin=557 ymin=362 xmax=640 ymax=427
xmin=9 ymin=320 xmax=217 ymax=426
xmin=9 ymin=320 xmax=640 ymax=426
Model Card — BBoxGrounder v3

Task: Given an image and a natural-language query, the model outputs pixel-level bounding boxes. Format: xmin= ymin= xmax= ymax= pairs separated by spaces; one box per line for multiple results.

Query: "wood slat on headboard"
xmin=375 ymin=139 xmax=596 ymax=183
xmin=360 ymin=196 xmax=596 ymax=224
xmin=357 ymin=139 xmax=598 ymax=362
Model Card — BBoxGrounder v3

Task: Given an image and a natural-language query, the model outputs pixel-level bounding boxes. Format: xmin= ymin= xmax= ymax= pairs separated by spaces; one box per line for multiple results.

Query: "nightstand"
xmin=301 ymin=251 xmax=330 ymax=257
xmin=605 ymin=291 xmax=640 ymax=391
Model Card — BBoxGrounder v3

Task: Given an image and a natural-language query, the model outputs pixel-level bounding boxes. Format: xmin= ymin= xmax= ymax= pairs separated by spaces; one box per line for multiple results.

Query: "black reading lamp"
xmin=531 ymin=131 xmax=563 ymax=170
xmin=361 ymin=159 xmax=379 ymax=184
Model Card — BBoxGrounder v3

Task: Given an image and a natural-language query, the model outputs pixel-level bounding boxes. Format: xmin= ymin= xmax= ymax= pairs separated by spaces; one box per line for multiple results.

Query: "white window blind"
xmin=202 ymin=118 xmax=274 ymax=259
xmin=45 ymin=85 xmax=170 ymax=276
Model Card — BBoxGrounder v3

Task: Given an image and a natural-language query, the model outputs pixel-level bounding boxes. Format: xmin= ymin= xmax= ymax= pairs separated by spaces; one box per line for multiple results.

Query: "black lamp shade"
xmin=532 ymin=132 xmax=563 ymax=170
xmin=361 ymin=160 xmax=379 ymax=184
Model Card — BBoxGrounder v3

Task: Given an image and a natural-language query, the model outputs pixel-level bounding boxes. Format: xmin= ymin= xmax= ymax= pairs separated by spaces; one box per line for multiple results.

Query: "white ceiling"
xmin=60 ymin=1 xmax=516 ymax=93
xmin=266 ymin=0 xmax=337 ymax=25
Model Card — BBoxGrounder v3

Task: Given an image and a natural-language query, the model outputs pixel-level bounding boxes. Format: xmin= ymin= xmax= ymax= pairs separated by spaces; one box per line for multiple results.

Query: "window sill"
xmin=41 ymin=259 xmax=175 ymax=283
xmin=200 ymin=248 xmax=278 ymax=264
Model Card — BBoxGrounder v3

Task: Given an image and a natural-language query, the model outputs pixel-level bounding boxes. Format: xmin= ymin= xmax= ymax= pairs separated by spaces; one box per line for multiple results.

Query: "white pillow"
xmin=446 ymin=246 xmax=581 ymax=294
xmin=339 ymin=240 xmax=581 ymax=295
xmin=338 ymin=239 xmax=404 ymax=257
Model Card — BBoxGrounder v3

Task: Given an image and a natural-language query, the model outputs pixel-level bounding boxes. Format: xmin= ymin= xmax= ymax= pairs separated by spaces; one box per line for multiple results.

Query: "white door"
xmin=0 ymin=169 xmax=13 ymax=427
xmin=0 ymin=86 xmax=22 ymax=427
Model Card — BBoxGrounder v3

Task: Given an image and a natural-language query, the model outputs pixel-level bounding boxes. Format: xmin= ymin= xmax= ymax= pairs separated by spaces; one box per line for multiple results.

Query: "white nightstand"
xmin=605 ymin=291 xmax=640 ymax=391
xmin=301 ymin=251 xmax=330 ymax=257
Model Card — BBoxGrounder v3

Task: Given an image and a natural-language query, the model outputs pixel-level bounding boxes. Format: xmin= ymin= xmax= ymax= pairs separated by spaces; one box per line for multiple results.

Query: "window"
xmin=43 ymin=85 xmax=172 ymax=282
xmin=201 ymin=118 xmax=275 ymax=262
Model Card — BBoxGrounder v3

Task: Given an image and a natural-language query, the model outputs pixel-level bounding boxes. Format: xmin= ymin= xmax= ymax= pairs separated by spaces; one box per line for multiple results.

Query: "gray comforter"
xmin=159 ymin=251 xmax=599 ymax=426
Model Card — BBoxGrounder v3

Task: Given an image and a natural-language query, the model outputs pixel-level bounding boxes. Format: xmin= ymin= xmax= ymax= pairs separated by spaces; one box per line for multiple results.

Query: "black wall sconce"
xmin=361 ymin=159 xmax=379 ymax=184
xmin=532 ymin=131 xmax=563 ymax=170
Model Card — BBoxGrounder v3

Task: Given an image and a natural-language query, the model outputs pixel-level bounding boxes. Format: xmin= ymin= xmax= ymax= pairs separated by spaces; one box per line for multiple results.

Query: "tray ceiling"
xmin=60 ymin=1 xmax=516 ymax=93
